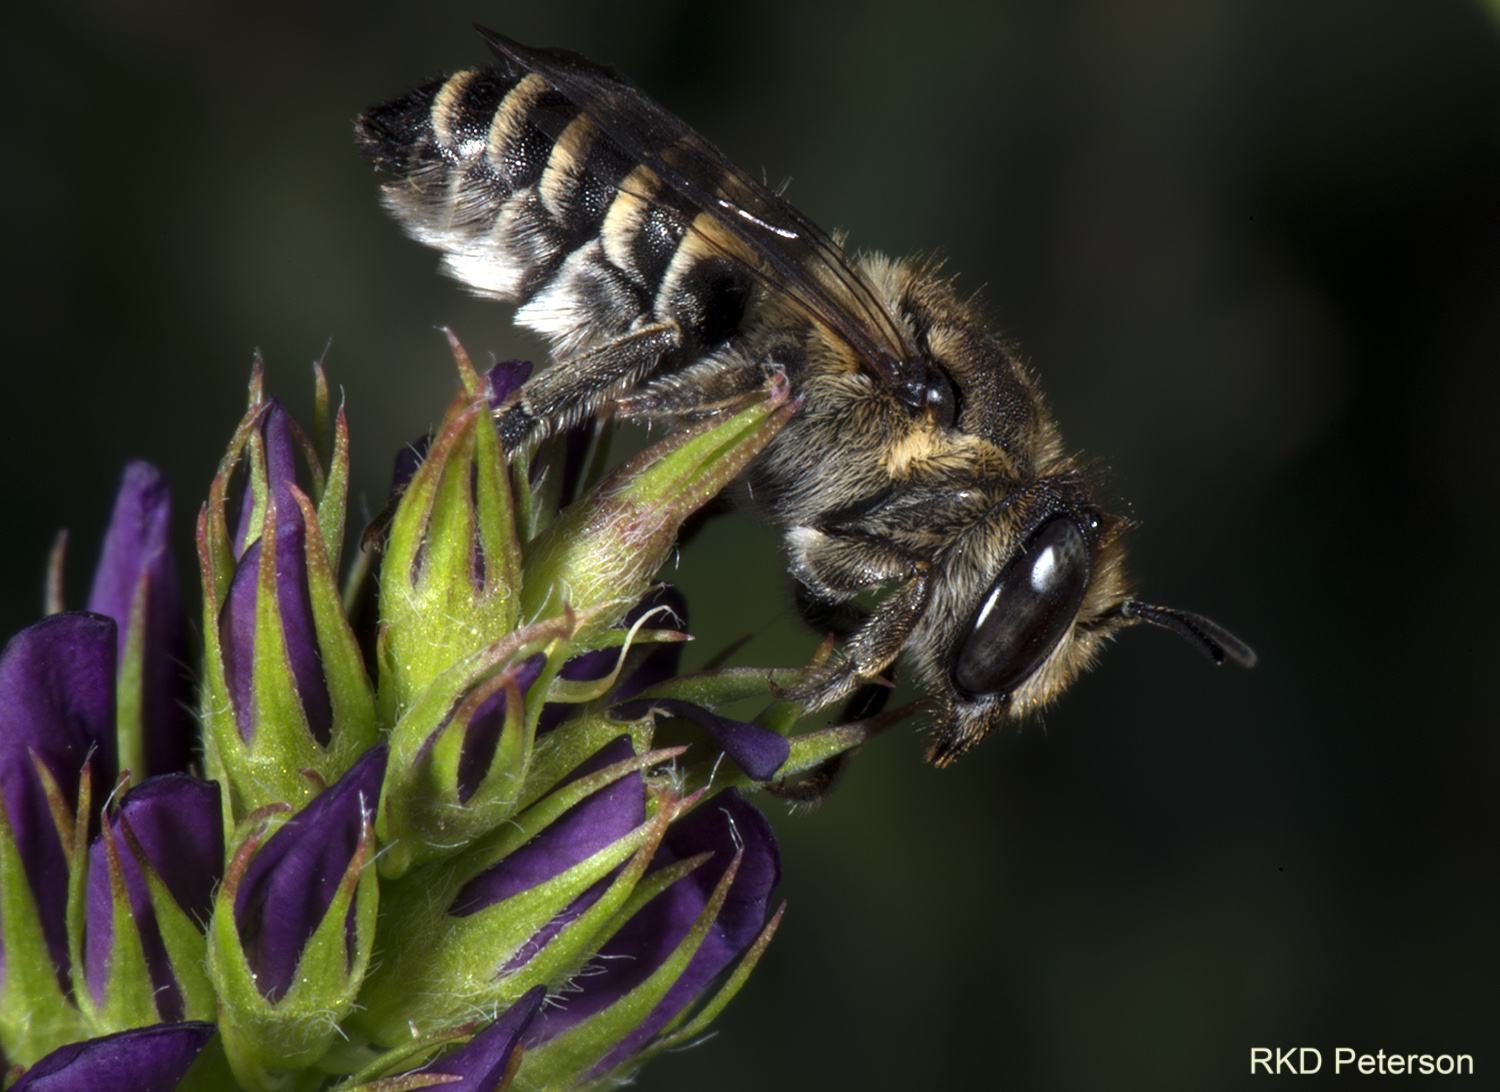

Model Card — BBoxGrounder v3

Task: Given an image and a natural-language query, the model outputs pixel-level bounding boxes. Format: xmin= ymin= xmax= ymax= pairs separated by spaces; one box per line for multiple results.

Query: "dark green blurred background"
xmin=4 ymin=1 xmax=1497 ymax=1088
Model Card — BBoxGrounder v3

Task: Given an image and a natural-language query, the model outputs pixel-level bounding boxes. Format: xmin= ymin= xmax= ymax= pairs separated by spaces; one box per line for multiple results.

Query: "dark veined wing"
xmin=476 ymin=26 xmax=929 ymax=406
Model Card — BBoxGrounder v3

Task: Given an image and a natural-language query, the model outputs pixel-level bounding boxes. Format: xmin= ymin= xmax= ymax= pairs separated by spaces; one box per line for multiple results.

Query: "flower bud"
xmin=85 ymin=461 xmax=191 ymax=781
xmin=376 ymin=633 xmax=558 ymax=878
xmin=376 ymin=582 xmax=690 ymax=878
xmin=377 ymin=363 xmax=525 ymax=721
xmin=79 ymin=774 xmax=222 ymax=1031
xmin=0 ymin=612 xmax=117 ymax=1062
xmin=517 ymin=789 xmax=782 ymax=1089
xmin=208 ymin=746 xmax=385 ymax=1090
xmin=198 ymin=378 xmax=375 ymax=816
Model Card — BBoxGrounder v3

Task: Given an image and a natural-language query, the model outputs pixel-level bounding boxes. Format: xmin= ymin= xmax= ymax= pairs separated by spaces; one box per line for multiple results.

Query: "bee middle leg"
xmin=619 ymin=356 xmax=780 ymax=421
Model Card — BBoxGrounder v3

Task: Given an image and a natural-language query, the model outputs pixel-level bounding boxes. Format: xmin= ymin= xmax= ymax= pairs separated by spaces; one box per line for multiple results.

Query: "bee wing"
xmin=477 ymin=26 xmax=927 ymax=403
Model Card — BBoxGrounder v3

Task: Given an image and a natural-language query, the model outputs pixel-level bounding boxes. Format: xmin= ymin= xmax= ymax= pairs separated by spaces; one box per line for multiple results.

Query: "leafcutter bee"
xmin=356 ymin=27 xmax=1254 ymax=766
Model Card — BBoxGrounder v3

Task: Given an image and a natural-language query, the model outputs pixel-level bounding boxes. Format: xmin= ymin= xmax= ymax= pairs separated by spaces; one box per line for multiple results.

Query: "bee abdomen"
xmin=357 ymin=65 xmax=750 ymax=356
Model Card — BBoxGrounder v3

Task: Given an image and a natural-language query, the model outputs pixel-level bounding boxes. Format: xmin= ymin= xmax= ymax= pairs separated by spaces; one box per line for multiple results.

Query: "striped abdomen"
xmin=356 ymin=64 xmax=752 ymax=360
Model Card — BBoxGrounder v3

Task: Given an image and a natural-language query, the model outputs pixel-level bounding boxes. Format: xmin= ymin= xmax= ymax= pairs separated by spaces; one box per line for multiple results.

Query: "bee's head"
xmin=916 ymin=486 xmax=1254 ymax=766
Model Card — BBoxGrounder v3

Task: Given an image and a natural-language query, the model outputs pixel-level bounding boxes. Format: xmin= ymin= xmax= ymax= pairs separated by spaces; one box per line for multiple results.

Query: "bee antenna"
xmin=1118 ymin=599 xmax=1257 ymax=669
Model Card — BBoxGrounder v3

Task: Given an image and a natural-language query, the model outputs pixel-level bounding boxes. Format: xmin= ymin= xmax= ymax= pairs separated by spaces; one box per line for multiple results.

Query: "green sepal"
xmin=521 ymin=376 xmax=794 ymax=644
xmin=622 ymin=665 xmax=804 ymax=711
xmin=518 ymin=417 xmax=613 ymax=547
xmin=351 ymin=759 xmax=679 ymax=1047
xmin=314 ymin=380 xmax=351 ymax=577
xmin=0 ymin=782 xmax=86 ymax=1063
xmin=113 ymin=570 xmax=151 ymax=785
xmin=196 ymin=385 xmax=267 ymax=815
xmin=446 ymin=326 xmax=484 ymax=394
xmin=312 ymin=359 xmax=333 ymax=469
xmin=62 ymin=761 xmax=91 ymax=1023
xmin=199 ymin=368 xmax=268 ymax=611
xmin=292 ymin=489 xmax=378 ymax=770
xmin=332 ymin=1075 xmax=462 ymax=1092
xmin=508 ymin=438 xmax=540 ymax=547
xmin=514 ymin=816 xmax=745 ymax=1089
xmin=197 ymin=507 xmax=237 ymax=825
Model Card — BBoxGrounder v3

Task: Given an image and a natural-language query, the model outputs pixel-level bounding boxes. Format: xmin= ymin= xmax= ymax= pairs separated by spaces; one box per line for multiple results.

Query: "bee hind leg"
xmin=495 ymin=321 xmax=682 ymax=449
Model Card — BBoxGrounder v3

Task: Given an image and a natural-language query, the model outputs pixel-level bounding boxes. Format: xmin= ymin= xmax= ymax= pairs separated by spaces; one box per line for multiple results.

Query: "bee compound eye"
xmin=952 ymin=517 xmax=1091 ymax=699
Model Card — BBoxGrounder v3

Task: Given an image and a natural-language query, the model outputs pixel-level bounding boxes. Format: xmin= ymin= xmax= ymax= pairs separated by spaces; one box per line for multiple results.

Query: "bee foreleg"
xmin=494 ymin=321 xmax=682 ymax=448
xmin=789 ymin=573 xmax=930 ymax=710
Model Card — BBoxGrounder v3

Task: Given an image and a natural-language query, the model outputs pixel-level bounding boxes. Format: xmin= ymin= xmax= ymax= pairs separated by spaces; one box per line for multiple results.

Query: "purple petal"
xmin=450 ymin=736 xmax=644 ymax=916
xmin=484 ymin=360 xmax=534 ymax=408
xmin=528 ymin=790 xmax=779 ymax=1060
xmin=424 ymin=985 xmax=545 ymax=1088
xmin=86 ymin=462 xmax=189 ymax=777
xmin=84 ymin=775 xmax=223 ymax=1018
xmin=217 ymin=522 xmax=332 ymax=746
xmin=11 ymin=1022 xmax=216 ymax=1092
xmin=234 ymin=745 xmax=386 ymax=1002
xmin=611 ymin=698 xmax=789 ymax=781
xmin=0 ymin=612 xmax=118 ymax=984
xmin=455 ymin=653 xmax=547 ymax=804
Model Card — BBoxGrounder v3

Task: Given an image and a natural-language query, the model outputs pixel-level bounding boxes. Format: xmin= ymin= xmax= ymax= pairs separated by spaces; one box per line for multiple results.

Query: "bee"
xmin=356 ymin=27 xmax=1254 ymax=767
